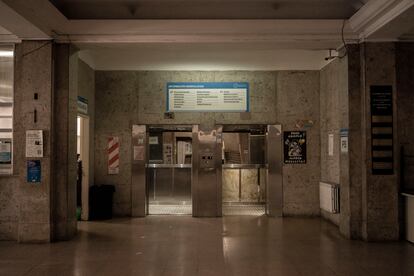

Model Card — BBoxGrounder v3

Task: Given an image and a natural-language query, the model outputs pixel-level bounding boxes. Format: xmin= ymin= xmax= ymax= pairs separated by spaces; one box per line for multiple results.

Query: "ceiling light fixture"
xmin=0 ymin=50 xmax=13 ymax=57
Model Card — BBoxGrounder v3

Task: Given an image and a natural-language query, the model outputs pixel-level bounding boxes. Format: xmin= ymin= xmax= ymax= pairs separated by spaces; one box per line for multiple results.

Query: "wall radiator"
xmin=319 ymin=182 xmax=340 ymax=214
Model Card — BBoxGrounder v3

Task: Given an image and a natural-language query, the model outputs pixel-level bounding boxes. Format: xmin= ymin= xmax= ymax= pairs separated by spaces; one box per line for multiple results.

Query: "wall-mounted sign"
xmin=27 ymin=160 xmax=41 ymax=183
xmin=0 ymin=139 xmax=12 ymax=175
xmin=0 ymin=139 xmax=11 ymax=164
xmin=328 ymin=134 xmax=334 ymax=156
xmin=167 ymin=82 xmax=249 ymax=112
xmin=149 ymin=136 xmax=159 ymax=145
xmin=26 ymin=130 xmax=43 ymax=158
xmin=370 ymin=85 xmax=393 ymax=175
xmin=77 ymin=96 xmax=88 ymax=114
xmin=284 ymin=131 xmax=306 ymax=164
xmin=340 ymin=129 xmax=349 ymax=153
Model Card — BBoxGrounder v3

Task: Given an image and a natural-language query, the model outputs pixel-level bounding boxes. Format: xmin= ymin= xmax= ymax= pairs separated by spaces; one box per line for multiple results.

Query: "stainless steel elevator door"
xmin=146 ymin=126 xmax=194 ymax=215
xmin=147 ymin=165 xmax=192 ymax=215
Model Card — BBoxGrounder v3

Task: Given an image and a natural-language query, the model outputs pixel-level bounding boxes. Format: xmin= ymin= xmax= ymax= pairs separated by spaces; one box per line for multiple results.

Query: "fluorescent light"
xmin=0 ymin=51 xmax=13 ymax=57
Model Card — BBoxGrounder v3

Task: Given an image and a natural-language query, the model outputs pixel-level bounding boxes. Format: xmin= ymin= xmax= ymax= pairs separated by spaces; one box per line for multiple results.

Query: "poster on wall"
xmin=108 ymin=136 xmax=120 ymax=175
xmin=284 ymin=131 xmax=307 ymax=164
xmin=26 ymin=130 xmax=43 ymax=158
xmin=27 ymin=160 xmax=41 ymax=183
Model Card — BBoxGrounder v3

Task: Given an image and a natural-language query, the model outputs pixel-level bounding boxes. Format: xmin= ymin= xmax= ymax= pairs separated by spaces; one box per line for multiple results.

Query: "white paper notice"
xmin=26 ymin=130 xmax=43 ymax=158
xmin=328 ymin=134 xmax=334 ymax=156
xmin=134 ymin=146 xmax=144 ymax=161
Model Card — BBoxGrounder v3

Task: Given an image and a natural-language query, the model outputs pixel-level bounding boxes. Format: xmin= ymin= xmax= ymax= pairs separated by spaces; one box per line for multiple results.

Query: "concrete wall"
xmin=95 ymin=70 xmax=321 ymax=216
xmin=319 ymin=58 xmax=348 ymax=225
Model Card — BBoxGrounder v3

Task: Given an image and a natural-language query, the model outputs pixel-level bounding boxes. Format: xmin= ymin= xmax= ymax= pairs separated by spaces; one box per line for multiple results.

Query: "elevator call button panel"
xmin=200 ymin=153 xmax=214 ymax=168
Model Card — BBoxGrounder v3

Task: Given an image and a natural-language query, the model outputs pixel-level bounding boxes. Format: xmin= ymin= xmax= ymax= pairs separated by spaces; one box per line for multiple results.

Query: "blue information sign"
xmin=27 ymin=160 xmax=41 ymax=183
xmin=167 ymin=82 xmax=249 ymax=112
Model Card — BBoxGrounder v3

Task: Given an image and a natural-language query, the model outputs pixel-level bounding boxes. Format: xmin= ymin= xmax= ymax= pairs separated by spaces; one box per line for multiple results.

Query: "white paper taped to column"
xmin=26 ymin=130 xmax=43 ymax=158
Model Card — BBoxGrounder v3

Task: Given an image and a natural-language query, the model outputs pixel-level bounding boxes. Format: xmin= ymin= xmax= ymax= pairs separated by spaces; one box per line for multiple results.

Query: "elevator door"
xmin=221 ymin=124 xmax=282 ymax=216
xmin=146 ymin=126 xmax=193 ymax=215
xmin=221 ymin=126 xmax=266 ymax=215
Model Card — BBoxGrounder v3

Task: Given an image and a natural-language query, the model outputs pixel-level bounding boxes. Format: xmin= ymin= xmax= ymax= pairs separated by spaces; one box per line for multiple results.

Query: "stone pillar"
xmin=361 ymin=43 xmax=399 ymax=241
xmin=14 ymin=41 xmax=53 ymax=242
xmin=340 ymin=43 xmax=399 ymax=241
xmin=13 ymin=41 xmax=77 ymax=242
xmin=339 ymin=45 xmax=363 ymax=239
xmin=51 ymin=44 xmax=78 ymax=240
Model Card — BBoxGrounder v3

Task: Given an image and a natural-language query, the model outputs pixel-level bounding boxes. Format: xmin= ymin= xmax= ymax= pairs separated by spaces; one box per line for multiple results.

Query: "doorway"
xmin=221 ymin=125 xmax=267 ymax=215
xmin=146 ymin=125 xmax=193 ymax=215
xmin=77 ymin=115 xmax=90 ymax=220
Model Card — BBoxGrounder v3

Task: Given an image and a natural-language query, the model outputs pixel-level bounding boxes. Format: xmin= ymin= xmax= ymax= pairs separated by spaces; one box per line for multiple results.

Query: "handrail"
xmin=146 ymin=164 xmax=192 ymax=169
xmin=222 ymin=164 xmax=267 ymax=169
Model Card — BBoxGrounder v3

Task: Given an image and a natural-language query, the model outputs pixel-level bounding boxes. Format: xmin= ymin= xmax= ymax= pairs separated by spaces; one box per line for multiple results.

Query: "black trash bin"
xmin=89 ymin=185 xmax=115 ymax=220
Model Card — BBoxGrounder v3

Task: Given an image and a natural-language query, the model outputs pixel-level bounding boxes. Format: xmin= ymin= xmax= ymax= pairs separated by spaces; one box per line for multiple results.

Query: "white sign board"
xmin=167 ymin=82 xmax=249 ymax=112
xmin=26 ymin=130 xmax=43 ymax=158
xmin=328 ymin=134 xmax=334 ymax=156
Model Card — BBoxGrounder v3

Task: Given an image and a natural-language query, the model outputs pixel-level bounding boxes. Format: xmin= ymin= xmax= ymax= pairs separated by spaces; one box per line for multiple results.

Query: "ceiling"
xmin=0 ymin=0 xmax=413 ymax=71
xmin=49 ymin=0 xmax=368 ymax=20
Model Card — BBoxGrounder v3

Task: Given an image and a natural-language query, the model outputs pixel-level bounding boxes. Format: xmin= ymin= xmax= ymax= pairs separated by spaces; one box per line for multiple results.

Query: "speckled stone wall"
xmin=319 ymin=57 xmax=348 ymax=225
xmin=95 ymin=70 xmax=321 ymax=216
xmin=276 ymin=71 xmax=321 ymax=216
xmin=361 ymin=43 xmax=399 ymax=241
xmin=95 ymin=72 xmax=139 ymax=216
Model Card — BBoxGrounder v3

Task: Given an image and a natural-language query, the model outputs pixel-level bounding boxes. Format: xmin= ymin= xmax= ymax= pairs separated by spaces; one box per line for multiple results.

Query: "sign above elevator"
xmin=167 ymin=82 xmax=249 ymax=112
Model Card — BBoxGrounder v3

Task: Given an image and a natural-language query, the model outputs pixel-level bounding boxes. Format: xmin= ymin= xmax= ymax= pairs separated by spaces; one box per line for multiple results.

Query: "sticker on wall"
xmin=133 ymin=146 xmax=144 ymax=161
xmin=27 ymin=160 xmax=41 ymax=183
xmin=108 ymin=136 xmax=120 ymax=175
xmin=340 ymin=129 xmax=349 ymax=153
xmin=284 ymin=131 xmax=307 ymax=164
xmin=295 ymin=120 xmax=314 ymax=130
xmin=163 ymin=143 xmax=173 ymax=164
xmin=26 ymin=130 xmax=43 ymax=158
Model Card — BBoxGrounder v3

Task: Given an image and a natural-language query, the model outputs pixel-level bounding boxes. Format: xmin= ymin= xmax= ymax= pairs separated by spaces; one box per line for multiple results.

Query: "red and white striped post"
xmin=108 ymin=136 xmax=120 ymax=175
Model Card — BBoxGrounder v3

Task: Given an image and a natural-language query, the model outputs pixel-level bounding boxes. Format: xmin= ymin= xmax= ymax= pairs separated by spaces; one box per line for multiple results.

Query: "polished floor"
xmin=1 ymin=217 xmax=414 ymax=276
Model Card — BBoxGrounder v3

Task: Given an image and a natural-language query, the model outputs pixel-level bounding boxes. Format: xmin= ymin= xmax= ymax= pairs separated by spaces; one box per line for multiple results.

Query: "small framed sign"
xmin=284 ymin=131 xmax=307 ymax=164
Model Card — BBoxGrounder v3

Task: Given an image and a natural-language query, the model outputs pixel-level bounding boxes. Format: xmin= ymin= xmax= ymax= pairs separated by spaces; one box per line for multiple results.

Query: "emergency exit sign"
xmin=167 ymin=82 xmax=249 ymax=112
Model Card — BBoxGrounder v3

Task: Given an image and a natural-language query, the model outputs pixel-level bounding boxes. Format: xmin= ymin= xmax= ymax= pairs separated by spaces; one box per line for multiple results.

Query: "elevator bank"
xmin=131 ymin=124 xmax=282 ymax=217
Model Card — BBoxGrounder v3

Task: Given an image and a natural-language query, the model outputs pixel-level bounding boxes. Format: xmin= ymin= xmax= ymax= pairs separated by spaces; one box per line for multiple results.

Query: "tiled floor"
xmin=1 ymin=217 xmax=414 ymax=276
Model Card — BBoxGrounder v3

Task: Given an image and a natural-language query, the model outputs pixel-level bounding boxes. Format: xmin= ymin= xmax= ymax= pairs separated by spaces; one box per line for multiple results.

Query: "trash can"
xmin=89 ymin=184 xmax=115 ymax=220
